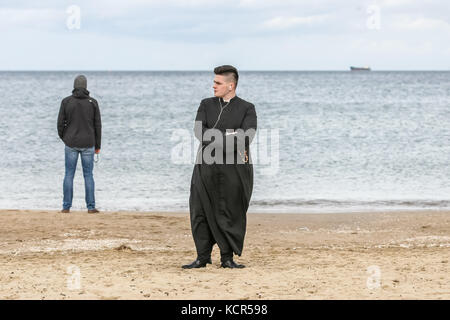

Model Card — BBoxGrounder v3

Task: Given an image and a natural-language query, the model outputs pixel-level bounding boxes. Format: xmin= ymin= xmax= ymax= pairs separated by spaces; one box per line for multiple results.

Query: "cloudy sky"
xmin=0 ymin=0 xmax=448 ymax=70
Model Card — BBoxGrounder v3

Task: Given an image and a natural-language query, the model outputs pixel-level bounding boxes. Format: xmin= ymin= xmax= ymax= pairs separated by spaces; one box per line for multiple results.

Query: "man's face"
xmin=213 ymin=74 xmax=233 ymax=98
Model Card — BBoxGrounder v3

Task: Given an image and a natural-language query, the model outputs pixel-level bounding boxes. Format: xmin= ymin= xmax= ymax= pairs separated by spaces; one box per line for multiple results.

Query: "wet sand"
xmin=0 ymin=209 xmax=448 ymax=299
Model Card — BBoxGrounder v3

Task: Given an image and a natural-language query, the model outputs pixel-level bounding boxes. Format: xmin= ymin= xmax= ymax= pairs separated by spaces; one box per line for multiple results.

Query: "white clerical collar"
xmin=223 ymin=96 xmax=236 ymax=103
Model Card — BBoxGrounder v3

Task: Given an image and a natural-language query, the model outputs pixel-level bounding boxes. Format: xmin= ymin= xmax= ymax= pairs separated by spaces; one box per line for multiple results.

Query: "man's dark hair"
xmin=214 ymin=65 xmax=239 ymax=87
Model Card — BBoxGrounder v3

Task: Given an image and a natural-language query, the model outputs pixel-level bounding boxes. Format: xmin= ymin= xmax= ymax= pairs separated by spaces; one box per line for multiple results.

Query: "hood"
xmin=72 ymin=87 xmax=90 ymax=99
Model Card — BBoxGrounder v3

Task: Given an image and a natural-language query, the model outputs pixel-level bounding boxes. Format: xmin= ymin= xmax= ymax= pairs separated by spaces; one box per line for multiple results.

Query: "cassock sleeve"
xmin=194 ymin=99 xmax=214 ymax=147
xmin=240 ymin=103 xmax=257 ymax=140
xmin=225 ymin=103 xmax=257 ymax=155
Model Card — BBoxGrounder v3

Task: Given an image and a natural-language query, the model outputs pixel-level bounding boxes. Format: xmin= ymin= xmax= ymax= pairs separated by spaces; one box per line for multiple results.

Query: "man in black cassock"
xmin=182 ymin=65 xmax=257 ymax=269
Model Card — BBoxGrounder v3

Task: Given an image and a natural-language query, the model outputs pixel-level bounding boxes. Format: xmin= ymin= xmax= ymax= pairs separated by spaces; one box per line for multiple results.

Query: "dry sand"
xmin=0 ymin=209 xmax=448 ymax=300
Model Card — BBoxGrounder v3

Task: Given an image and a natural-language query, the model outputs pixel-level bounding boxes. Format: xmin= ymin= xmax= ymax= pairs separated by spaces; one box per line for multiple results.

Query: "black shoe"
xmin=221 ymin=260 xmax=245 ymax=269
xmin=182 ymin=258 xmax=212 ymax=269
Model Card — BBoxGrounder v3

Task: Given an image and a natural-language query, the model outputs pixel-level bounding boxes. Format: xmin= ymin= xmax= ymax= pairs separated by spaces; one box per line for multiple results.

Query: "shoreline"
xmin=0 ymin=209 xmax=448 ymax=299
xmin=2 ymin=207 xmax=450 ymax=215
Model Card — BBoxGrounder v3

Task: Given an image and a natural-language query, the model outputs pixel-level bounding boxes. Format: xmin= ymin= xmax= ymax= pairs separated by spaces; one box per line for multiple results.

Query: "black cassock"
xmin=189 ymin=96 xmax=257 ymax=262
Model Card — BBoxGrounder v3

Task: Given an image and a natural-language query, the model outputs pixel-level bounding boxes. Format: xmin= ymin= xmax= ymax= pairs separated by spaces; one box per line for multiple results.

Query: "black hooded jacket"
xmin=57 ymin=88 xmax=102 ymax=149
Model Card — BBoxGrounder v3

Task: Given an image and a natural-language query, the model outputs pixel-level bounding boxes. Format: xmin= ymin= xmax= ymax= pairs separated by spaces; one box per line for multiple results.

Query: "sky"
xmin=0 ymin=0 xmax=449 ymax=70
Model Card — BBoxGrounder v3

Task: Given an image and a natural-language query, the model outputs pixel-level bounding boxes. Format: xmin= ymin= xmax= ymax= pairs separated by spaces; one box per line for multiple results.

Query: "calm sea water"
xmin=0 ymin=71 xmax=449 ymax=213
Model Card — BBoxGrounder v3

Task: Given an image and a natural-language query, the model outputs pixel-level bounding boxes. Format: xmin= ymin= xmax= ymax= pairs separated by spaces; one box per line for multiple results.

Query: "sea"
xmin=0 ymin=71 xmax=449 ymax=213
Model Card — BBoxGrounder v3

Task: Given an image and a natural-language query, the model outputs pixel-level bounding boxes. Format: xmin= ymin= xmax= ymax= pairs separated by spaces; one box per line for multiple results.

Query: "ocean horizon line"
xmin=0 ymin=69 xmax=449 ymax=72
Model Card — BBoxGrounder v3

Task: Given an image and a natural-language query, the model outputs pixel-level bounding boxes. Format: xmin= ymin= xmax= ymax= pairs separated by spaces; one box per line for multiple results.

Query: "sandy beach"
xmin=0 ymin=209 xmax=448 ymax=300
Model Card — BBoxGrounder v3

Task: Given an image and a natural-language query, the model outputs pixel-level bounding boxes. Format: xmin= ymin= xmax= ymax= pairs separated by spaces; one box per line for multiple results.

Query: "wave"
xmin=2 ymin=198 xmax=450 ymax=214
xmin=250 ymin=199 xmax=450 ymax=211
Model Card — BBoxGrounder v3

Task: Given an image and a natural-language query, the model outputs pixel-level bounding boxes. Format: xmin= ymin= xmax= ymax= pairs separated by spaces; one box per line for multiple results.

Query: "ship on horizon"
xmin=350 ymin=66 xmax=371 ymax=71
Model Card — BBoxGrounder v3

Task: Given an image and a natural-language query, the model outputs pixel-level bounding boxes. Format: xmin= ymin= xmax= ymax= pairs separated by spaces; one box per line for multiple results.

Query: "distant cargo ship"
xmin=350 ymin=66 xmax=371 ymax=71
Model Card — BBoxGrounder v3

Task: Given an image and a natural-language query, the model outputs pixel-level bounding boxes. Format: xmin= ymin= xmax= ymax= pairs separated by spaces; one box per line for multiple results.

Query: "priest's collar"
xmin=219 ymin=95 xmax=237 ymax=104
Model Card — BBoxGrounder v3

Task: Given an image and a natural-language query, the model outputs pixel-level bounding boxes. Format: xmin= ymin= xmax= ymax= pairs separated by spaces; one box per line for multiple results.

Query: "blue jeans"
xmin=63 ymin=146 xmax=96 ymax=210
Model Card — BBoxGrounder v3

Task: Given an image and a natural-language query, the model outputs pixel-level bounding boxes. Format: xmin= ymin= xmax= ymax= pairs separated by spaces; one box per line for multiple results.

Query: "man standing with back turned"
xmin=57 ymin=75 xmax=102 ymax=213
xmin=183 ymin=65 xmax=257 ymax=269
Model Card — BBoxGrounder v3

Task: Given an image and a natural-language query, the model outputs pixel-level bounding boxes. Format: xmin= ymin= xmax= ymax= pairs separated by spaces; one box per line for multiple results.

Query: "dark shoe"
xmin=182 ymin=258 xmax=212 ymax=269
xmin=88 ymin=209 xmax=100 ymax=214
xmin=60 ymin=209 xmax=70 ymax=213
xmin=221 ymin=260 xmax=245 ymax=269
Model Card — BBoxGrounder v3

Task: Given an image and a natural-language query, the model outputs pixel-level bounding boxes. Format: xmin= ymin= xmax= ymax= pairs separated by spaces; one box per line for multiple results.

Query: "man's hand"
xmin=95 ymin=149 xmax=100 ymax=154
